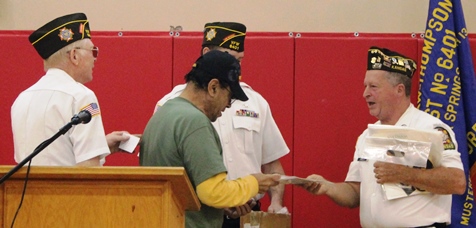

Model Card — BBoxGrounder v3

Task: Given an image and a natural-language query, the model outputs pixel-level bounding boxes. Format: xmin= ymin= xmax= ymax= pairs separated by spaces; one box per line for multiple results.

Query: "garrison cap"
xmin=367 ymin=46 xmax=417 ymax=78
xmin=202 ymin=22 xmax=246 ymax=52
xmin=29 ymin=13 xmax=91 ymax=59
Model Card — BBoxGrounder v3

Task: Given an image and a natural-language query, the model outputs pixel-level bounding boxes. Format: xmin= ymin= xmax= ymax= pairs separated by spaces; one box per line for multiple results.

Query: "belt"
xmin=415 ymin=222 xmax=447 ymax=228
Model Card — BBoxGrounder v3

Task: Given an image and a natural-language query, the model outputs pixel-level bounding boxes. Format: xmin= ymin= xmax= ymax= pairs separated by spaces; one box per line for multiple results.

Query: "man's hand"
xmin=224 ymin=199 xmax=256 ymax=219
xmin=267 ymin=202 xmax=284 ymax=213
xmin=251 ymin=173 xmax=280 ymax=194
xmin=373 ymin=161 xmax=466 ymax=195
xmin=299 ymin=174 xmax=329 ymax=195
xmin=373 ymin=161 xmax=409 ymax=184
xmin=106 ymin=131 xmax=130 ymax=153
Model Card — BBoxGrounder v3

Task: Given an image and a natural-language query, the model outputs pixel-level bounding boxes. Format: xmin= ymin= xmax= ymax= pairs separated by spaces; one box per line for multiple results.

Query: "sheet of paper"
xmin=279 ymin=175 xmax=315 ymax=185
xmin=119 ymin=133 xmax=140 ymax=153
xmin=366 ymin=124 xmax=441 ymax=200
xmin=367 ymin=124 xmax=443 ymax=167
xmin=381 ymin=182 xmax=430 ymax=200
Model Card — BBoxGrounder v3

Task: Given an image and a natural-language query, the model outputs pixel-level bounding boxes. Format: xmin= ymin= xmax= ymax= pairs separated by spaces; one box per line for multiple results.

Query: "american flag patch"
xmin=80 ymin=103 xmax=100 ymax=116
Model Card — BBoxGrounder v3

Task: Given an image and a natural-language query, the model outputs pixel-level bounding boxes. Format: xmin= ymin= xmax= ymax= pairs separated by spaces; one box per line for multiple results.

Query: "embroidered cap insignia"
xmin=58 ymin=27 xmax=74 ymax=42
xmin=206 ymin=28 xmax=217 ymax=41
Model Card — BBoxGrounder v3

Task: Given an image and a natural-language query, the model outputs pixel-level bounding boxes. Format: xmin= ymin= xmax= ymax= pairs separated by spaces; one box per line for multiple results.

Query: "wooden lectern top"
xmin=0 ymin=165 xmax=200 ymax=211
xmin=0 ymin=166 xmax=200 ymax=227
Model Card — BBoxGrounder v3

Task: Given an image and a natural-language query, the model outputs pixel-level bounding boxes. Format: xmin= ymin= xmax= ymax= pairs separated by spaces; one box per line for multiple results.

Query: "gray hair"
xmin=44 ymin=39 xmax=89 ymax=70
xmin=385 ymin=71 xmax=412 ymax=97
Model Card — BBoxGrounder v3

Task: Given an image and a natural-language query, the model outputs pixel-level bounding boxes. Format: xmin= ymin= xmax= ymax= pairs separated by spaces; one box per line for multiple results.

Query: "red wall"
xmin=1 ymin=31 xmax=475 ymax=227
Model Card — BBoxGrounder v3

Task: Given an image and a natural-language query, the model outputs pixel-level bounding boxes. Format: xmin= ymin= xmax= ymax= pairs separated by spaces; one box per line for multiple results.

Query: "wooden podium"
xmin=0 ymin=166 xmax=200 ymax=227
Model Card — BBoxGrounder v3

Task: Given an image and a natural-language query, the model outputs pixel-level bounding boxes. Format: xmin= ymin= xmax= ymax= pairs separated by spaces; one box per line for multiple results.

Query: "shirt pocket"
xmin=232 ymin=116 xmax=261 ymax=154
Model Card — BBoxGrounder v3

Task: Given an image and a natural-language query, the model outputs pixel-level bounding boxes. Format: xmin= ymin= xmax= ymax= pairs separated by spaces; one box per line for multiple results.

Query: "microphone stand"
xmin=0 ymin=121 xmax=75 ymax=185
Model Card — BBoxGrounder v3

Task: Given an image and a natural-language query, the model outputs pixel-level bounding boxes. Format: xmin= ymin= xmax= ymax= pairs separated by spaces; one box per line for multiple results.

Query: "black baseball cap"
xmin=192 ymin=50 xmax=248 ymax=101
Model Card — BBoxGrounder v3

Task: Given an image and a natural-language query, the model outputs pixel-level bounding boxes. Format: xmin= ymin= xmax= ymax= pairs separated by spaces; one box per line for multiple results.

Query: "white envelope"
xmin=119 ymin=133 xmax=140 ymax=153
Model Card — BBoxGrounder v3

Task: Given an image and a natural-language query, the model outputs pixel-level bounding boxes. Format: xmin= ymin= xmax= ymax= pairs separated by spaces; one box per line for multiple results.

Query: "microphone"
xmin=71 ymin=110 xmax=92 ymax=125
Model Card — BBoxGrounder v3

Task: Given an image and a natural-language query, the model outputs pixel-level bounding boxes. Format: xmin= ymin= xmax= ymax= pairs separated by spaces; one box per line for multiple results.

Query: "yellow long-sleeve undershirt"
xmin=196 ymin=172 xmax=258 ymax=208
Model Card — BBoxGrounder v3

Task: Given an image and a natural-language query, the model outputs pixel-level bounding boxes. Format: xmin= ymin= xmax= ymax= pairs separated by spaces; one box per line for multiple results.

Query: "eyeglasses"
xmin=225 ymin=86 xmax=236 ymax=105
xmin=68 ymin=46 xmax=99 ymax=58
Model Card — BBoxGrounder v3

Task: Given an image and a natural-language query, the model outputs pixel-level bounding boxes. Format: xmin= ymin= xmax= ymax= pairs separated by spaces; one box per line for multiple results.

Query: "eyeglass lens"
xmin=225 ymin=86 xmax=236 ymax=105
xmin=92 ymin=46 xmax=99 ymax=58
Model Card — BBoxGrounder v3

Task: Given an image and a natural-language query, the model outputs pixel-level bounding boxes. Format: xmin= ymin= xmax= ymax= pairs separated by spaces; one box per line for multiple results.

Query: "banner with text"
xmin=419 ymin=0 xmax=476 ymax=226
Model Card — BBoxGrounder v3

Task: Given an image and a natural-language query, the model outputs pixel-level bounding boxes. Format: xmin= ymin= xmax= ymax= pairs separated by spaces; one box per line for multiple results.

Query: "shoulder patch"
xmin=80 ymin=102 xmax=100 ymax=117
xmin=435 ymin=126 xmax=456 ymax=150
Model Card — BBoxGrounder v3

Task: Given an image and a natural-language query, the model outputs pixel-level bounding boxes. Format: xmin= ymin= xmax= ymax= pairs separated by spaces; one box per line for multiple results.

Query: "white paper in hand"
xmin=279 ymin=175 xmax=315 ymax=185
xmin=118 ymin=133 xmax=140 ymax=153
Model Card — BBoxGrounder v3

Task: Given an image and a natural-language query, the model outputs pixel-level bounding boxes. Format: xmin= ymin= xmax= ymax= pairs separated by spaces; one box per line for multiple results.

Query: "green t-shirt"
xmin=140 ymin=97 xmax=227 ymax=228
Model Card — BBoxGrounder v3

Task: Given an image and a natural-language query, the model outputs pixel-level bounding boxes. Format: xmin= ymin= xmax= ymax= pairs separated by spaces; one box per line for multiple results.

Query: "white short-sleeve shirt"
xmin=11 ymin=68 xmax=110 ymax=166
xmin=345 ymin=104 xmax=463 ymax=227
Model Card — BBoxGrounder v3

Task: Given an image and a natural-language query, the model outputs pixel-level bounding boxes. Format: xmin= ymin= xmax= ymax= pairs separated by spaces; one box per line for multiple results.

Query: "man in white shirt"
xmin=301 ymin=47 xmax=465 ymax=227
xmin=11 ymin=13 xmax=129 ymax=166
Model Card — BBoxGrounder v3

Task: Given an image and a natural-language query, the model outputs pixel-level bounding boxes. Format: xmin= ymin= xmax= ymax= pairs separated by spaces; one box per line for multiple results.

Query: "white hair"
xmin=385 ymin=71 xmax=412 ymax=97
xmin=43 ymin=39 xmax=90 ymax=71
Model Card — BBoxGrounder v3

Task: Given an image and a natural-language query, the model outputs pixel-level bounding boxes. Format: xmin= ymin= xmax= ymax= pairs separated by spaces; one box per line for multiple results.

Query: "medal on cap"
xmin=58 ymin=27 xmax=74 ymax=42
xmin=206 ymin=28 xmax=217 ymax=41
